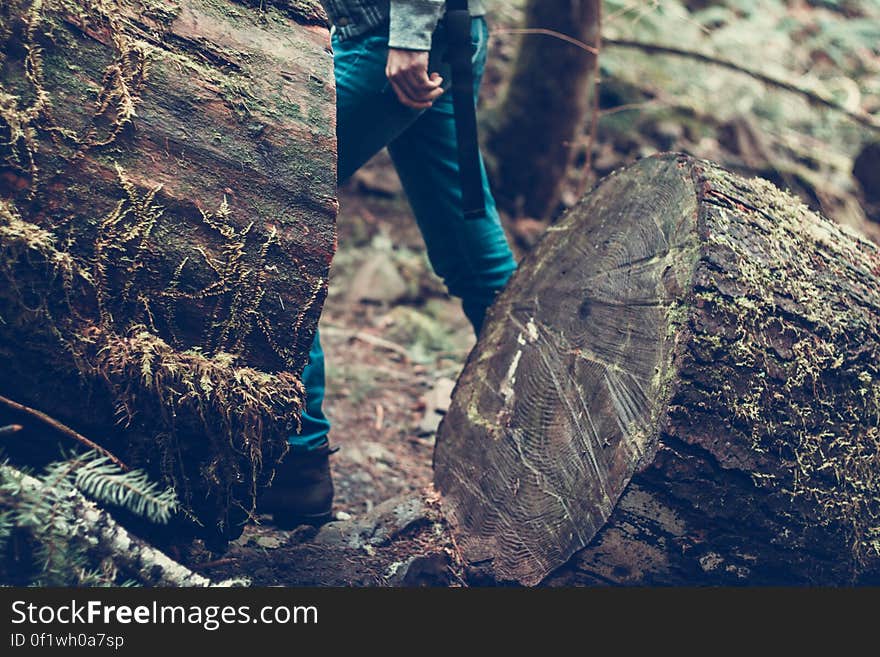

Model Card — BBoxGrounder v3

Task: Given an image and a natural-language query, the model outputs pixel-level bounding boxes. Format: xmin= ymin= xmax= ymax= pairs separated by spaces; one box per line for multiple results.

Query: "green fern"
xmin=1 ymin=451 xmax=179 ymax=586
xmin=67 ymin=453 xmax=179 ymax=524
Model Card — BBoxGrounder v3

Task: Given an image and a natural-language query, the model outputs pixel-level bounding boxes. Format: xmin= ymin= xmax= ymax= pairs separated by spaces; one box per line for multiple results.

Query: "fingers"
xmin=388 ymin=73 xmax=434 ymax=109
xmin=388 ymin=68 xmax=442 ymax=108
xmin=390 ymin=82 xmax=433 ymax=110
xmin=405 ymin=68 xmax=444 ymax=97
xmin=386 ymin=49 xmax=446 ymax=109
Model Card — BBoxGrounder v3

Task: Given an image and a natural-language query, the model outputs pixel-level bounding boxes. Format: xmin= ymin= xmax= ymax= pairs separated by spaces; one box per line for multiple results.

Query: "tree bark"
xmin=0 ymin=0 xmax=336 ymax=534
xmin=485 ymin=0 xmax=599 ymax=219
xmin=434 ymin=153 xmax=880 ymax=586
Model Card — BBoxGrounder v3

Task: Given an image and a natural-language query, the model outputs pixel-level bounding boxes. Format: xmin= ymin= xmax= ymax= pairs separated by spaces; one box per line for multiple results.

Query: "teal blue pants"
xmin=291 ymin=16 xmax=517 ymax=451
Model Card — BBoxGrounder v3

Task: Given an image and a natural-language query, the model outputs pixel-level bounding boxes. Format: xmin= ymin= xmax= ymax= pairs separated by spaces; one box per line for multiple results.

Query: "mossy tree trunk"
xmin=0 ymin=0 xmax=336 ymax=538
xmin=485 ymin=0 xmax=599 ymax=219
xmin=433 ymin=153 xmax=880 ymax=586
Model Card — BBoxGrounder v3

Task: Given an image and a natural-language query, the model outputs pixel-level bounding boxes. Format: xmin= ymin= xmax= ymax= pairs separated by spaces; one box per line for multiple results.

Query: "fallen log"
xmin=204 ymin=155 xmax=880 ymax=587
xmin=0 ymin=0 xmax=336 ymax=536
xmin=434 ymin=153 xmax=880 ymax=586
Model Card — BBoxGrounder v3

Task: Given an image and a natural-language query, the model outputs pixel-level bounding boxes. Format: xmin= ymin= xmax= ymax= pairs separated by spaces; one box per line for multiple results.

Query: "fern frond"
xmin=71 ymin=453 xmax=178 ymax=524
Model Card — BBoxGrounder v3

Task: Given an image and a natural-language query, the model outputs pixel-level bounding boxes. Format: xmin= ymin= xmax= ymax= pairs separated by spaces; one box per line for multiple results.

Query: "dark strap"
xmin=445 ymin=0 xmax=486 ymax=220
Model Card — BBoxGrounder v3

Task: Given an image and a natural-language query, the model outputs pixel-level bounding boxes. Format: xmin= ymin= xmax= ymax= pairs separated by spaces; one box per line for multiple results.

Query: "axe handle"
xmin=445 ymin=5 xmax=487 ymax=220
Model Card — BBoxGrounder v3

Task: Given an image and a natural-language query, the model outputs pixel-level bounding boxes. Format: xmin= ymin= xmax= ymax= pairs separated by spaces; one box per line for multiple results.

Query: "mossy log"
xmin=434 ymin=153 xmax=880 ymax=586
xmin=0 ymin=0 xmax=336 ymax=536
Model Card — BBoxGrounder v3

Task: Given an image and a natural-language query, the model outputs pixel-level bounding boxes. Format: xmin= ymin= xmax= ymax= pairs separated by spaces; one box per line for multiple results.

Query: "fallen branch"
xmin=604 ymin=37 xmax=880 ymax=132
xmin=491 ymin=27 xmax=599 ymax=55
xmin=321 ymin=326 xmax=412 ymax=360
xmin=0 ymin=394 xmax=129 ymax=472
xmin=489 ymin=28 xmax=879 ymax=132
xmin=2 ymin=464 xmax=246 ymax=587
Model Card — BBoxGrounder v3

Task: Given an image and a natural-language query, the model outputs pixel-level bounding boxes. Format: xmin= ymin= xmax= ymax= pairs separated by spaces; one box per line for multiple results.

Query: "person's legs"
xmin=289 ymin=18 xmax=516 ymax=457
xmin=291 ymin=329 xmax=332 ymax=450
xmin=387 ymin=17 xmax=516 ymax=333
xmin=288 ymin=29 xmax=427 ymax=454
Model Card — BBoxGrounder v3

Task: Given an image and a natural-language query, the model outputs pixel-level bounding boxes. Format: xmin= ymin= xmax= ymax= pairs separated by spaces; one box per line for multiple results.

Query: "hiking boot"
xmin=262 ymin=444 xmax=337 ymax=529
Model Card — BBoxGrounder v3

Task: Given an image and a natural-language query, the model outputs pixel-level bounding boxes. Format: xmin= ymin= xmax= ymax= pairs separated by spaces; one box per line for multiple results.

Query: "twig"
xmin=0 ymin=394 xmax=130 ymax=472
xmin=320 ymin=326 xmax=412 ymax=360
xmin=598 ymin=98 xmax=665 ymax=117
xmin=604 ymin=38 xmax=880 ymax=132
xmin=374 ymin=403 xmax=385 ymax=431
xmin=197 ymin=557 xmax=238 ymax=570
xmin=491 ymin=27 xmax=880 ymax=133
xmin=490 ymin=27 xmax=598 ymax=55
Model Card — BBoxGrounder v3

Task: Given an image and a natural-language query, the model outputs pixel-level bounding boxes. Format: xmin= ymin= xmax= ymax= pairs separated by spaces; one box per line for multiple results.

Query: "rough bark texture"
xmin=435 ymin=153 xmax=880 ymax=586
xmin=0 ymin=0 xmax=336 ymax=534
xmin=485 ymin=0 xmax=599 ymax=219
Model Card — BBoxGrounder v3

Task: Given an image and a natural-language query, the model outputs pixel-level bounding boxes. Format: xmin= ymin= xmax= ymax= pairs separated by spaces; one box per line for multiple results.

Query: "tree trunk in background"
xmin=434 ymin=153 xmax=880 ymax=586
xmin=485 ymin=0 xmax=599 ymax=219
xmin=0 ymin=0 xmax=336 ymax=537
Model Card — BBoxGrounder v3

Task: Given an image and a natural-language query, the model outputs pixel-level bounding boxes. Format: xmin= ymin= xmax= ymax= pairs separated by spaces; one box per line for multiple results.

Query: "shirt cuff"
xmin=388 ymin=0 xmax=446 ymax=51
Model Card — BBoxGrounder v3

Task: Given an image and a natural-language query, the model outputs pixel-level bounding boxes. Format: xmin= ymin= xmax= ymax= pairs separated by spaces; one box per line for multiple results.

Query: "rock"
xmin=853 ymin=141 xmax=880 ymax=222
xmin=381 ymin=306 xmax=456 ymax=358
xmin=312 ymin=494 xmax=432 ymax=550
xmin=510 ymin=218 xmax=548 ymax=250
xmin=363 ymin=441 xmax=395 ymax=464
xmin=255 ymin=535 xmax=283 ymax=549
xmin=717 ymin=116 xmax=770 ymax=169
xmin=385 ymin=553 xmax=451 ymax=587
xmin=651 ymin=120 xmax=685 ymax=151
xmin=347 ymin=254 xmax=409 ymax=305
xmin=418 ymin=377 xmax=457 ymax=436
xmin=344 ymin=442 xmax=394 ymax=467
xmin=351 ymin=155 xmax=403 ymax=197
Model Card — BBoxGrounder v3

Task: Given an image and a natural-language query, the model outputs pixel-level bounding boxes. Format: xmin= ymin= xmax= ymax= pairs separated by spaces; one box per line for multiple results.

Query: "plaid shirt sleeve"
xmin=320 ymin=0 xmax=483 ymax=49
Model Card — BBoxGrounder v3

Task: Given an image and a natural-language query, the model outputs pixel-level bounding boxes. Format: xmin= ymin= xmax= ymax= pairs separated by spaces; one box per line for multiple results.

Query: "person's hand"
xmin=386 ymin=48 xmax=445 ymax=110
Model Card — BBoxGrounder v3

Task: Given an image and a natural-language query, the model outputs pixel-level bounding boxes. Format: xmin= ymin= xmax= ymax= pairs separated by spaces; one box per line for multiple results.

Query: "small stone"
xmin=255 ymin=535 xmax=283 ymax=549
xmin=363 ymin=441 xmax=395 ymax=464
xmin=352 ymin=165 xmax=402 ymax=198
xmin=418 ymin=377 xmax=456 ymax=436
xmin=510 ymin=218 xmax=548 ymax=250
xmin=334 ymin=511 xmax=353 ymax=521
xmin=348 ymin=255 xmax=408 ymax=305
xmin=385 ymin=553 xmax=451 ymax=587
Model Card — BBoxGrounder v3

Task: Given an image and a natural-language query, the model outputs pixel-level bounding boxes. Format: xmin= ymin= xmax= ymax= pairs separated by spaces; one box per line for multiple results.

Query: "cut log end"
xmin=435 ymin=155 xmax=702 ymax=585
